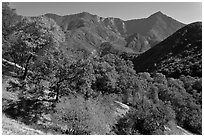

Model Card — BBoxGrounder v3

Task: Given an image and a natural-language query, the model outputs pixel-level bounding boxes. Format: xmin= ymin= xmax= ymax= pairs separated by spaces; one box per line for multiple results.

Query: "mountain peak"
xmin=79 ymin=11 xmax=92 ymax=15
xmin=77 ymin=11 xmax=96 ymax=18
xmin=155 ymin=11 xmax=163 ymax=15
xmin=150 ymin=11 xmax=165 ymax=17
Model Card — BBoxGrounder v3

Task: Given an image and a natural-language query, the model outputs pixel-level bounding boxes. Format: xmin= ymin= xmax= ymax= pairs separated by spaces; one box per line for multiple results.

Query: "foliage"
xmin=51 ymin=94 xmax=117 ymax=134
xmin=2 ymin=2 xmax=21 ymax=63
xmin=113 ymin=72 xmax=201 ymax=135
xmin=133 ymin=22 xmax=202 ymax=78
xmin=3 ymin=6 xmax=201 ymax=135
xmin=179 ymin=75 xmax=202 ymax=105
xmin=99 ymin=42 xmax=123 ymax=57
xmin=102 ymin=54 xmax=139 ymax=104
xmin=155 ymin=76 xmax=202 ymax=134
xmin=113 ymin=98 xmax=175 ymax=135
xmin=2 ymin=2 xmax=20 ymax=38
xmin=3 ymin=15 xmax=65 ymax=78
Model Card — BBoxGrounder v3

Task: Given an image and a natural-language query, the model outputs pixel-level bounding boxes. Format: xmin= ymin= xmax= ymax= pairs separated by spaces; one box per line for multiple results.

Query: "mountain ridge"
xmin=132 ymin=21 xmax=202 ymax=78
xmin=44 ymin=11 xmax=185 ymax=53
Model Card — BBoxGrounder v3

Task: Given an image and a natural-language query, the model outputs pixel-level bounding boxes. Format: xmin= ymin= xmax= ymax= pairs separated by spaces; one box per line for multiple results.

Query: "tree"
xmin=102 ymin=54 xmax=138 ymax=104
xmin=3 ymin=16 xmax=65 ymax=79
xmin=156 ymin=77 xmax=202 ymax=134
xmin=113 ymin=97 xmax=175 ymax=135
xmin=2 ymin=2 xmax=19 ymax=38
xmin=2 ymin=2 xmax=20 ymax=64
xmin=4 ymin=16 xmax=67 ymax=123
xmin=64 ymin=56 xmax=120 ymax=99
xmin=99 ymin=42 xmax=121 ymax=57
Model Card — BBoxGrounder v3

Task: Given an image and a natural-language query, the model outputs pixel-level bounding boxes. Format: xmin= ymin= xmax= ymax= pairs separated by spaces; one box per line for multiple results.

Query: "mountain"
xmin=45 ymin=12 xmax=130 ymax=58
xmin=45 ymin=11 xmax=185 ymax=54
xmin=132 ymin=22 xmax=202 ymax=78
xmin=103 ymin=11 xmax=185 ymax=51
xmin=124 ymin=11 xmax=185 ymax=52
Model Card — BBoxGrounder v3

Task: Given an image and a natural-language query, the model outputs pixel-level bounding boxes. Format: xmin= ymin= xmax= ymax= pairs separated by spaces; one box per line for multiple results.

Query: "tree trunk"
xmin=55 ymin=83 xmax=59 ymax=102
xmin=123 ymin=90 xmax=129 ymax=104
xmin=22 ymin=54 xmax=32 ymax=80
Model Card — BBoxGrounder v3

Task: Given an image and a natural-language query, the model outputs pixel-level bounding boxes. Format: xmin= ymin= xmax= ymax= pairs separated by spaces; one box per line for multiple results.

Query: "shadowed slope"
xmin=133 ymin=22 xmax=202 ymax=78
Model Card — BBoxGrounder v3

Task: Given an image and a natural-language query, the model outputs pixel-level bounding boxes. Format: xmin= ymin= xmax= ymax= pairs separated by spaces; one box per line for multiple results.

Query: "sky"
xmin=9 ymin=2 xmax=202 ymax=24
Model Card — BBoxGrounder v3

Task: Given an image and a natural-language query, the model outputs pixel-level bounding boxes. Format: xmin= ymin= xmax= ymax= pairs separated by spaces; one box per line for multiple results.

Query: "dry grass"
xmin=2 ymin=114 xmax=47 ymax=135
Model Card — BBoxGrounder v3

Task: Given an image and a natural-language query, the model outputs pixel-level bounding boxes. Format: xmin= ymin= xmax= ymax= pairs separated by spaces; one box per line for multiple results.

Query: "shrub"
xmin=51 ymin=94 xmax=117 ymax=135
xmin=113 ymin=93 xmax=175 ymax=135
xmin=157 ymin=77 xmax=202 ymax=134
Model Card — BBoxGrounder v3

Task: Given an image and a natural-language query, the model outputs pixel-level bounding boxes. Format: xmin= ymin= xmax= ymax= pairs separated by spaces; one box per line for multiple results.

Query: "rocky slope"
xmin=104 ymin=11 xmax=185 ymax=52
xmin=45 ymin=12 xmax=129 ymax=57
xmin=45 ymin=11 xmax=185 ymax=54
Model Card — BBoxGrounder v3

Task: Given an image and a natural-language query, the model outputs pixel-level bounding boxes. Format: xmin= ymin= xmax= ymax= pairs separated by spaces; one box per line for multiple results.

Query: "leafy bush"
xmin=113 ymin=72 xmax=202 ymax=135
xmin=113 ymin=97 xmax=175 ymax=135
xmin=51 ymin=94 xmax=117 ymax=134
xmin=156 ymin=76 xmax=202 ymax=134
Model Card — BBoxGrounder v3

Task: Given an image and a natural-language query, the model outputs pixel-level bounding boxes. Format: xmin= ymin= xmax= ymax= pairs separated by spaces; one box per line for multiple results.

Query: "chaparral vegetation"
xmin=2 ymin=3 xmax=202 ymax=135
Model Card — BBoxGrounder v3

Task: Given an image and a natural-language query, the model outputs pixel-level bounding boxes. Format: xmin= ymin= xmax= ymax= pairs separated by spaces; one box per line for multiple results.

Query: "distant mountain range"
xmin=132 ymin=22 xmax=202 ymax=78
xmin=45 ymin=12 xmax=201 ymax=79
xmin=45 ymin=11 xmax=185 ymax=54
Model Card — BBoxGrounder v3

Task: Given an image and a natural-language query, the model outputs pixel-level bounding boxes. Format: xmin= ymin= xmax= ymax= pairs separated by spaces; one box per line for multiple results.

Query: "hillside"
xmin=133 ymin=22 xmax=202 ymax=78
xmin=45 ymin=12 xmax=130 ymax=57
xmin=45 ymin=11 xmax=185 ymax=54
xmin=2 ymin=114 xmax=46 ymax=135
xmin=2 ymin=3 xmax=201 ymax=135
xmin=124 ymin=11 xmax=185 ymax=51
